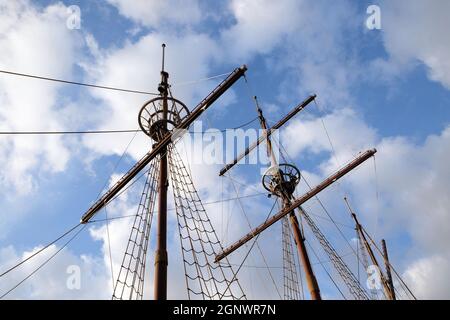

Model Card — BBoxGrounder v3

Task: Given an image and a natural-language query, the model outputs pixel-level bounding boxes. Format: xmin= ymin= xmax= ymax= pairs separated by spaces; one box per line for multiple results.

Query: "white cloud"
xmin=342 ymin=126 xmax=450 ymax=257
xmin=403 ymin=254 xmax=450 ymax=299
xmin=1 ymin=0 xmax=449 ymax=300
xmin=376 ymin=0 xmax=450 ymax=89
xmin=78 ymin=0 xmax=450 ymax=295
xmin=0 ymin=0 xmax=89 ymax=243
xmin=282 ymin=104 xmax=450 ymax=298
xmin=0 ymin=0 xmax=81 ymax=195
xmin=282 ymin=108 xmax=377 ymax=168
xmin=0 ymin=244 xmax=110 ymax=299
xmin=106 ymin=0 xmax=202 ymax=28
xmin=221 ymin=0 xmax=303 ymax=62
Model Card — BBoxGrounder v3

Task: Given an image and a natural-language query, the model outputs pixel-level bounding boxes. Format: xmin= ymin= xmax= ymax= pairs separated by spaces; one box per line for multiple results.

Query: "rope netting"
xmin=298 ymin=207 xmax=370 ymax=300
xmin=281 ymin=215 xmax=301 ymax=300
xmin=112 ymin=157 xmax=160 ymax=300
xmin=168 ymin=144 xmax=246 ymax=300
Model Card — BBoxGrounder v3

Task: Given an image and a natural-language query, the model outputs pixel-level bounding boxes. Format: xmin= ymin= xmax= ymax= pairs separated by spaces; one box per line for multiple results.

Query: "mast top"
xmin=161 ymin=43 xmax=166 ymax=73
xmin=158 ymin=43 xmax=169 ymax=95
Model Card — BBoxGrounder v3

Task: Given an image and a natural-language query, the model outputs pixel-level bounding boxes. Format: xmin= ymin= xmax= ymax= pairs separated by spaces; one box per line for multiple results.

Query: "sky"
xmin=0 ymin=0 xmax=449 ymax=300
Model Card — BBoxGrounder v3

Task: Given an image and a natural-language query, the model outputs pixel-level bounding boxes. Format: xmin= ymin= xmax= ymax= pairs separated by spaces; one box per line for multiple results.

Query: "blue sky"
xmin=0 ymin=0 xmax=449 ymax=299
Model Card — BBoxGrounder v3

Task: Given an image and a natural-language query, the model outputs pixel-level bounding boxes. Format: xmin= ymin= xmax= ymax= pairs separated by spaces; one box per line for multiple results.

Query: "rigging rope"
xmin=281 ymin=214 xmax=301 ymax=300
xmin=274 ymin=138 xmax=366 ymax=269
xmin=355 ymin=225 xmax=380 ymax=300
xmin=305 ymin=240 xmax=347 ymax=300
xmin=94 ymin=127 xmax=141 ymax=297
xmin=0 ymin=117 xmax=259 ymax=136
xmin=313 ymin=99 xmax=342 ymax=167
xmin=226 ymin=174 xmax=283 ymax=299
xmin=0 ymin=223 xmax=82 ymax=278
xmin=0 ymin=129 xmax=140 ymax=135
xmin=0 ymin=70 xmax=237 ymax=96
xmin=239 ymin=77 xmax=370 ymax=299
xmin=218 ymin=200 xmax=278 ymax=300
xmin=171 ymin=71 xmax=232 ymax=87
xmin=95 ymin=130 xmax=140 ymax=200
xmin=373 ymin=155 xmax=381 ymax=240
xmin=88 ymin=214 xmax=138 ymax=223
xmin=361 ymin=227 xmax=417 ymax=300
xmin=0 ymin=224 xmax=86 ymax=299
xmin=0 ymin=69 xmax=159 ymax=95
xmin=225 ymin=172 xmax=354 ymax=229
xmin=299 ymin=207 xmax=370 ymax=300
xmin=189 ymin=117 xmax=259 ymax=134
xmin=226 ymin=251 xmax=355 ymax=269
xmin=0 ymin=130 xmax=143 ymax=293
xmin=102 ymin=134 xmax=186 ymax=209
xmin=91 ymin=189 xmax=264 ymax=243
xmin=104 ymin=206 xmax=115 ymax=293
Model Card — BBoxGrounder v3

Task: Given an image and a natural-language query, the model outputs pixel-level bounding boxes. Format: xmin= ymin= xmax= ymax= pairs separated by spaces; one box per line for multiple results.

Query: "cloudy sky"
xmin=0 ymin=0 xmax=449 ymax=300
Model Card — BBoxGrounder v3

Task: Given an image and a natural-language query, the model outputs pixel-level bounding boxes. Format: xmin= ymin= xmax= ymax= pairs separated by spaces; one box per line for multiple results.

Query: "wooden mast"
xmin=344 ymin=197 xmax=395 ymax=300
xmin=154 ymin=44 xmax=169 ymax=300
xmin=382 ymin=239 xmax=396 ymax=300
xmin=253 ymin=96 xmax=321 ymax=300
xmin=215 ymin=149 xmax=377 ymax=262
xmin=79 ymin=48 xmax=248 ymax=300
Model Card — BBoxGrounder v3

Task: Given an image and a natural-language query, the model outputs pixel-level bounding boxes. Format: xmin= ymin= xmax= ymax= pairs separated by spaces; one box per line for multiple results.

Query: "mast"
xmin=381 ymin=239 xmax=396 ymax=300
xmin=254 ymin=96 xmax=321 ymax=300
xmin=79 ymin=45 xmax=248 ymax=300
xmin=344 ymin=197 xmax=395 ymax=300
xmin=80 ymin=65 xmax=248 ymax=224
xmin=220 ymin=95 xmax=316 ymax=176
xmin=215 ymin=149 xmax=377 ymax=262
xmin=154 ymin=44 xmax=169 ymax=300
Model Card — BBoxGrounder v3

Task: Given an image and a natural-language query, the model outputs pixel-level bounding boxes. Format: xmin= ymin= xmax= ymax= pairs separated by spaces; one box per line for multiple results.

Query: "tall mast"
xmin=79 ymin=42 xmax=248 ymax=300
xmin=215 ymin=149 xmax=376 ymax=261
xmin=253 ymin=96 xmax=321 ymax=300
xmin=154 ymin=44 xmax=169 ymax=300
